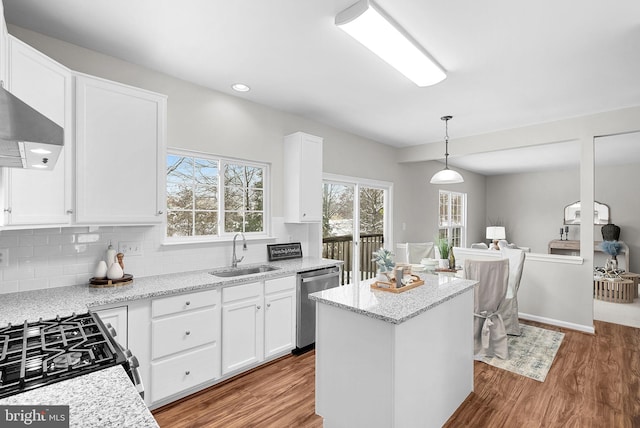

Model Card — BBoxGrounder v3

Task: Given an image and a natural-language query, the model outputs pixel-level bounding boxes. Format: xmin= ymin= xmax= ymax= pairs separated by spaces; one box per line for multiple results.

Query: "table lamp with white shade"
xmin=486 ymin=226 xmax=506 ymax=250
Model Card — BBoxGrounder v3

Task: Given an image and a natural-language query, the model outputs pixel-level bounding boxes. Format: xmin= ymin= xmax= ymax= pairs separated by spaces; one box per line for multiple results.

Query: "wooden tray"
xmin=370 ymin=274 xmax=424 ymax=293
xmin=89 ymin=274 xmax=133 ymax=288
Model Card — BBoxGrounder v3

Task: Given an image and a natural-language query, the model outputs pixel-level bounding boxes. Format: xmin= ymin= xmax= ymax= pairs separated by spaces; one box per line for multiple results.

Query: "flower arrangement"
xmin=372 ymin=247 xmax=394 ymax=273
xmin=600 ymin=241 xmax=622 ymax=257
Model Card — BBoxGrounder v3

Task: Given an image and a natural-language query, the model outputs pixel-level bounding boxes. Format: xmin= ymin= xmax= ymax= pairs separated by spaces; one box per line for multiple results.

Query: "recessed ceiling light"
xmin=231 ymin=83 xmax=250 ymax=92
xmin=31 ymin=164 xmax=48 ymax=169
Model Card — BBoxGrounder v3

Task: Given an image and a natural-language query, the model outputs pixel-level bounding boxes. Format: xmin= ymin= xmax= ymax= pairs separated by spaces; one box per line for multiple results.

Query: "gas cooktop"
xmin=0 ymin=312 xmax=126 ymax=399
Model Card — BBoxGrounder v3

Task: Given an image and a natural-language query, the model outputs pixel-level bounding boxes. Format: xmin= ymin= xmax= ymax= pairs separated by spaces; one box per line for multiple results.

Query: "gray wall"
xmin=485 ymin=161 xmax=640 ymax=272
xmin=486 ymin=168 xmax=580 ymax=253
xmin=396 ymin=162 xmax=486 ymax=247
xmin=595 ymin=162 xmax=640 ymax=272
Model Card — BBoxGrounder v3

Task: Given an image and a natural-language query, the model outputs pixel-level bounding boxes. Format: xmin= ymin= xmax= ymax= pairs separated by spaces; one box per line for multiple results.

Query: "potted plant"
xmin=436 ymin=238 xmax=450 ymax=269
xmin=372 ymin=247 xmax=394 ymax=281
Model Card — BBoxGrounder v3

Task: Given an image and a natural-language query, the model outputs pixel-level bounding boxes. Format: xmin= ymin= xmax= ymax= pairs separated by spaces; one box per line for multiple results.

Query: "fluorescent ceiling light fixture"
xmin=430 ymin=115 xmax=463 ymax=184
xmin=231 ymin=83 xmax=250 ymax=92
xmin=30 ymin=148 xmax=52 ymax=154
xmin=335 ymin=0 xmax=446 ymax=87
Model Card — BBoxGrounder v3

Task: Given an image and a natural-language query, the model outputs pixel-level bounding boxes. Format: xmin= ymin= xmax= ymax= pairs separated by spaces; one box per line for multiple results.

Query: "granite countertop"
xmin=309 ymin=273 xmax=475 ymax=324
xmin=1 ymin=257 xmax=341 ymax=327
xmin=0 ymin=366 xmax=158 ymax=428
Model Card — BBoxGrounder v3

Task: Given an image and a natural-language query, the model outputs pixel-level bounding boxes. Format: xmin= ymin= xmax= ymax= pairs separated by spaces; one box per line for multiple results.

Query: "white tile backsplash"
xmin=0 ymin=217 xmax=307 ymax=294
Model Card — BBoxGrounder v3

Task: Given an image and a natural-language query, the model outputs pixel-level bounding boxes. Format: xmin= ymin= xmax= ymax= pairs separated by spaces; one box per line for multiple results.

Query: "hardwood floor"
xmin=152 ymin=320 xmax=640 ymax=427
xmin=152 ymin=351 xmax=322 ymax=428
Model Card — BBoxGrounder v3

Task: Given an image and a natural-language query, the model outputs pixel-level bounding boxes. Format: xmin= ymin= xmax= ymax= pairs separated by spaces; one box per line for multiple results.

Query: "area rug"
xmin=480 ymin=324 xmax=564 ymax=382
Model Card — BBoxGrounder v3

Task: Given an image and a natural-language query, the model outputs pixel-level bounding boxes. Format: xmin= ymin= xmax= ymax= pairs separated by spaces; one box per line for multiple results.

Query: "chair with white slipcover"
xmin=465 ymin=258 xmax=510 ymax=359
xmin=470 ymin=242 xmax=489 ymax=250
xmin=395 ymin=243 xmax=409 ymax=264
xmin=497 ymin=247 xmax=526 ymax=336
xmin=406 ymin=242 xmax=434 ymax=263
xmin=396 ymin=242 xmax=434 ymax=264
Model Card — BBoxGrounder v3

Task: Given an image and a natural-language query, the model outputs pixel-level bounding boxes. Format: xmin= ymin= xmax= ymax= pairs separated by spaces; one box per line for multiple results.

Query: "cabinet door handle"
xmin=256 ymin=305 xmax=261 ymax=310
xmin=185 ymin=370 xmax=190 ymax=376
xmin=185 ymin=301 xmax=191 ymax=306
xmin=157 ymin=210 xmax=164 ymax=215
xmin=267 ymin=303 xmax=271 ymax=308
xmin=66 ymin=209 xmax=74 ymax=214
xmin=185 ymin=331 xmax=191 ymax=336
xmin=3 ymin=208 xmax=11 ymax=213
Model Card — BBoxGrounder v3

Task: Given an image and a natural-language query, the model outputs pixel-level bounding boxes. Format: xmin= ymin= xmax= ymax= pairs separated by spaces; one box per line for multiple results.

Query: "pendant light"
xmin=430 ymin=115 xmax=464 ymax=184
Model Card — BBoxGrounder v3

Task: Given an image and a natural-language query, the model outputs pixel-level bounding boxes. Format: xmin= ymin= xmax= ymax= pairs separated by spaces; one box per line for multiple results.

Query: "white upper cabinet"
xmin=75 ymin=74 xmax=166 ymax=224
xmin=0 ymin=0 xmax=8 ymax=83
xmin=283 ymin=132 xmax=323 ymax=223
xmin=2 ymin=36 xmax=73 ymax=226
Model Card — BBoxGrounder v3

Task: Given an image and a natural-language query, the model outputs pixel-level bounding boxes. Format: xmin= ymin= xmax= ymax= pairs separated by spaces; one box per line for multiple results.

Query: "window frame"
xmin=164 ymin=148 xmax=270 ymax=243
xmin=438 ymin=190 xmax=467 ymax=248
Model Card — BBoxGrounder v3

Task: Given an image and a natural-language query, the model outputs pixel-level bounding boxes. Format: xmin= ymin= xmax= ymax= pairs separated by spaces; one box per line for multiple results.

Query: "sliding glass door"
xmin=322 ymin=175 xmax=391 ymax=285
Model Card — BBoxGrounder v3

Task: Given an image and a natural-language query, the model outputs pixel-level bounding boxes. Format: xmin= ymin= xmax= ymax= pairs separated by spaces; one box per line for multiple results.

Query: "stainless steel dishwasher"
xmin=296 ymin=265 xmax=340 ymax=350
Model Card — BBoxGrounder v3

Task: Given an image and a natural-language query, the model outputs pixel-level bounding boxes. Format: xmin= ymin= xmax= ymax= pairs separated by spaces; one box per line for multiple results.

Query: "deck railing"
xmin=322 ymin=233 xmax=384 ymax=285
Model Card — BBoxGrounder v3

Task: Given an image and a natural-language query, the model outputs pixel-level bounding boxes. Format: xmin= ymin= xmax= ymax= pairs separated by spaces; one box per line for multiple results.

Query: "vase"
xmin=438 ymin=259 xmax=449 ymax=269
xmin=107 ymin=258 xmax=124 ymax=280
xmin=605 ymin=256 xmax=618 ymax=272
xmin=601 ymin=224 xmax=620 ymax=241
xmin=448 ymin=246 xmax=456 ymax=269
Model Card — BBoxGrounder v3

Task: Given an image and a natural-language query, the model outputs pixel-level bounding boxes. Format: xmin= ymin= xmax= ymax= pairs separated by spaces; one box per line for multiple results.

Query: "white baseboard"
xmin=519 ymin=312 xmax=595 ymax=334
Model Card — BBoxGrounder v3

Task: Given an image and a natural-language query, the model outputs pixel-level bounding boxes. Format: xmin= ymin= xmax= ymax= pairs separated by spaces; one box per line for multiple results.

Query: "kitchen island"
xmin=310 ymin=273 xmax=476 ymax=428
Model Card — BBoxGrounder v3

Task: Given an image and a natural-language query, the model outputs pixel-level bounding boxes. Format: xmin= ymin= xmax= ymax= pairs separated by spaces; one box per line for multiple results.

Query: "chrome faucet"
xmin=231 ymin=233 xmax=247 ymax=268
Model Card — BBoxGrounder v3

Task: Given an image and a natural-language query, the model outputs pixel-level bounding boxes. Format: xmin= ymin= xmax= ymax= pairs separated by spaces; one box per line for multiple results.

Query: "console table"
xmin=548 ymin=240 xmax=630 ymax=270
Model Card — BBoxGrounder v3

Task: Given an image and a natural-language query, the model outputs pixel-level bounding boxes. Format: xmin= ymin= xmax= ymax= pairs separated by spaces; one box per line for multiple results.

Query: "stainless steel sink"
xmin=210 ymin=265 xmax=280 ymax=277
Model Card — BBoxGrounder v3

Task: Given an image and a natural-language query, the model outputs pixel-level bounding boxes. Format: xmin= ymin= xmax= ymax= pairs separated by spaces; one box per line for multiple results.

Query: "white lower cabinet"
xmin=222 ymin=276 xmax=297 ymax=375
xmin=221 ymin=281 xmax=264 ymax=375
xmin=151 ymin=345 xmax=219 ymax=403
xmin=130 ymin=274 xmax=298 ymax=408
xmin=150 ymin=289 xmax=221 ymax=404
xmin=265 ymin=276 xmax=296 ymax=358
xmin=93 ymin=305 xmax=128 ymax=349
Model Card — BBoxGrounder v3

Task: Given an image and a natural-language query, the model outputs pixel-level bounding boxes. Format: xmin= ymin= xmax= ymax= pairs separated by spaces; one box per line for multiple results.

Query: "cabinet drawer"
xmin=152 ymin=308 xmax=218 ymax=359
xmin=265 ymin=275 xmax=295 ymax=294
xmin=151 ymin=344 xmax=220 ymax=403
xmin=152 ymin=289 xmax=219 ymax=317
xmin=222 ymin=281 xmax=262 ymax=303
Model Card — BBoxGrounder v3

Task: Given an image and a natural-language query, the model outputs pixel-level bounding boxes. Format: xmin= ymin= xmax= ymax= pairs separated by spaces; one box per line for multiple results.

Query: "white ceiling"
xmin=3 ymin=0 xmax=640 ymax=172
xmin=446 ymin=131 xmax=640 ymax=176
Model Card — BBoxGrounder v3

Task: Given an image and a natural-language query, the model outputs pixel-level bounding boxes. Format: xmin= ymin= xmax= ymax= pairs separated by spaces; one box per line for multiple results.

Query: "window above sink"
xmin=164 ymin=149 xmax=271 ymax=244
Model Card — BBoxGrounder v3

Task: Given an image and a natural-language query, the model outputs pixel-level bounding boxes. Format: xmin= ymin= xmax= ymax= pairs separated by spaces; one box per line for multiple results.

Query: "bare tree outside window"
xmin=322 ymin=183 xmax=353 ymax=238
xmin=166 ymin=152 xmax=266 ymax=239
xmin=224 ymin=163 xmax=264 ymax=233
xmin=322 ymin=182 xmax=387 ymax=285
xmin=438 ymin=190 xmax=466 ymax=247
xmin=359 ymin=187 xmax=384 ymax=235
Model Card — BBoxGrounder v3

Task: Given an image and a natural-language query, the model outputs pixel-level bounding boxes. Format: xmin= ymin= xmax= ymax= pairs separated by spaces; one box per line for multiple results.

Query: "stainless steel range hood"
xmin=0 ymin=85 xmax=64 ymax=170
